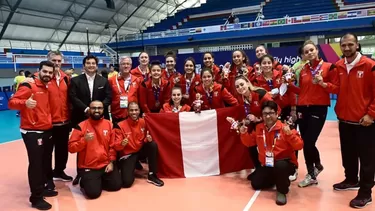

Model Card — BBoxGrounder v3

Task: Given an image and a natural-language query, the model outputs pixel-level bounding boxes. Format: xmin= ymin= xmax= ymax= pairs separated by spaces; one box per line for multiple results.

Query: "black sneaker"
xmin=147 ymin=173 xmax=164 ymax=187
xmin=349 ymin=196 xmax=372 ymax=209
xmin=31 ymin=198 xmax=52 ymax=210
xmin=45 ymin=180 xmax=55 ymax=191
xmin=53 ymin=171 xmax=73 ymax=182
xmin=333 ymin=180 xmax=359 ymax=191
xmin=72 ymin=175 xmax=81 ymax=186
xmin=276 ymin=192 xmax=287 ymax=206
xmin=43 ymin=189 xmax=58 ymax=197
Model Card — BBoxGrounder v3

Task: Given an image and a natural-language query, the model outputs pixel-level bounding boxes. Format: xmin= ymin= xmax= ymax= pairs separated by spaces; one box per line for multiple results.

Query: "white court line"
xmin=0 ymin=139 xmax=20 ymax=145
xmin=68 ymin=184 xmax=86 ymax=211
xmin=53 ymin=198 xmax=59 ymax=211
xmin=243 ymin=190 xmax=261 ymax=211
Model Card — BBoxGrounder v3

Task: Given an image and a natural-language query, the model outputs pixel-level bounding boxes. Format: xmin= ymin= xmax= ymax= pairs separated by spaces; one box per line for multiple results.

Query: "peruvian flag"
xmin=145 ymin=106 xmax=253 ymax=178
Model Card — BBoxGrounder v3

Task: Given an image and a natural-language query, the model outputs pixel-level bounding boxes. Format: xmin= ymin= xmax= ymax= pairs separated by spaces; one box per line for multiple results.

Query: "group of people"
xmin=8 ymin=32 xmax=375 ymax=210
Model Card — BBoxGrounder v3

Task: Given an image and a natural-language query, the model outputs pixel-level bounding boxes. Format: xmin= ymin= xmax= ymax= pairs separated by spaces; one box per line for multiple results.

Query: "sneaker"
xmin=298 ymin=174 xmax=318 ymax=188
xmin=45 ymin=180 xmax=55 ymax=191
xmin=333 ymin=180 xmax=360 ymax=191
xmin=276 ymin=192 xmax=287 ymax=206
xmin=72 ymin=175 xmax=81 ymax=186
xmin=31 ymin=198 xmax=52 ymax=210
xmin=147 ymin=173 xmax=164 ymax=187
xmin=43 ymin=189 xmax=58 ymax=197
xmin=53 ymin=171 xmax=73 ymax=182
xmin=289 ymin=171 xmax=298 ymax=182
xmin=349 ymin=196 xmax=372 ymax=209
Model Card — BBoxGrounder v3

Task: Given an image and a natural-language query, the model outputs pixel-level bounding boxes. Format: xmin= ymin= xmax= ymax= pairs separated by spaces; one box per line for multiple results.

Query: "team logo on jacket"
xmin=357 ymin=71 xmax=364 ymax=78
xmin=195 ymin=81 xmax=199 ymax=86
xmin=141 ymin=128 xmax=145 ymax=133
xmin=103 ymin=130 xmax=108 ymax=136
xmin=254 ymin=101 xmax=259 ymax=106
xmin=214 ymin=91 xmax=218 ymax=97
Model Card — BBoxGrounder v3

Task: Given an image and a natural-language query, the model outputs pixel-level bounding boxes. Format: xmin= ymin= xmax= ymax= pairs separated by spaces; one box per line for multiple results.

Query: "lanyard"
xmin=244 ymin=101 xmax=250 ymax=116
xmin=185 ymin=73 xmax=195 ymax=94
xmin=206 ymin=90 xmax=213 ymax=105
xmin=139 ymin=66 xmax=148 ymax=82
xmin=153 ymin=85 xmax=161 ymax=101
xmin=263 ymin=129 xmax=278 ymax=152
xmin=310 ymin=60 xmax=323 ymax=77
xmin=266 ymin=79 xmax=273 ymax=90
xmin=116 ymin=76 xmax=131 ymax=94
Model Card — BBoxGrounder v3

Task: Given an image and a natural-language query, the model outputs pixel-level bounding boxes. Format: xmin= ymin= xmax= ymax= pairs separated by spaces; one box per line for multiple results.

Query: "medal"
xmin=155 ymin=101 xmax=160 ymax=107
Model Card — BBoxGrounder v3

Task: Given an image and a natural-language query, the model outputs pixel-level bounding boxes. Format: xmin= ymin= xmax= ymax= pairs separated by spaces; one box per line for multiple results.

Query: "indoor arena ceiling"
xmin=0 ymin=0 xmax=200 ymax=48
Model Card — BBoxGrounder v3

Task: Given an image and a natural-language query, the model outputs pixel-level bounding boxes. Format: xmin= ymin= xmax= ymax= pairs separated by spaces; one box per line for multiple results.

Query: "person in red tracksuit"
xmin=161 ymin=53 xmax=185 ymax=93
xmin=113 ymin=102 xmax=164 ymax=187
xmin=286 ymin=40 xmax=339 ymax=188
xmin=68 ymin=101 xmax=122 ymax=199
xmin=202 ymin=52 xmax=221 ymax=83
xmin=222 ymin=50 xmax=254 ymax=96
xmin=130 ymin=52 xmax=150 ymax=82
xmin=329 ymin=33 xmax=375 ymax=209
xmin=255 ymin=55 xmax=297 ymax=122
xmin=8 ymin=61 xmax=55 ymax=210
xmin=160 ymin=86 xmax=191 ymax=113
xmin=181 ymin=57 xmax=201 ymax=105
xmin=253 ymin=45 xmax=283 ymax=74
xmin=192 ymin=68 xmax=238 ymax=111
xmin=234 ymin=74 xmax=277 ymax=180
xmin=239 ymin=100 xmax=303 ymax=206
xmin=139 ymin=60 xmax=172 ymax=113
xmin=109 ymin=56 xmax=141 ymax=124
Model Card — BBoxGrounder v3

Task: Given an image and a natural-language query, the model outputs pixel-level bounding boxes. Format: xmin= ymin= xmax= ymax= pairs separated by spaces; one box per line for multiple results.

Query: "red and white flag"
xmin=145 ymin=106 xmax=253 ymax=178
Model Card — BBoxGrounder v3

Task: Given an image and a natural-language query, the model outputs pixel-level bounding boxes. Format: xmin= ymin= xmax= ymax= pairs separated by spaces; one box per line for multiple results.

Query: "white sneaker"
xmin=289 ymin=171 xmax=298 ymax=182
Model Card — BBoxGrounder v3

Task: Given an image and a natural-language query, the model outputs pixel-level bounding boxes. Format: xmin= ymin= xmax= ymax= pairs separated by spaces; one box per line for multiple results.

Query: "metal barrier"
xmin=0 ymin=54 xmax=113 ymax=66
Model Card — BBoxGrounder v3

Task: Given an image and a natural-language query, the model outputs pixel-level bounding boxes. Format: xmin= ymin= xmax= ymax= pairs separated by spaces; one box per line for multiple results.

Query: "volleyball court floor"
xmin=0 ymin=104 xmax=373 ymax=211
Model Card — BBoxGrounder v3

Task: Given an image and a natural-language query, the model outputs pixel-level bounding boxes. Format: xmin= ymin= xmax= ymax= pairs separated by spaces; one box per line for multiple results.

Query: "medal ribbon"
xmin=153 ymin=86 xmax=160 ymax=102
xmin=266 ymin=79 xmax=274 ymax=90
xmin=310 ymin=60 xmax=323 ymax=77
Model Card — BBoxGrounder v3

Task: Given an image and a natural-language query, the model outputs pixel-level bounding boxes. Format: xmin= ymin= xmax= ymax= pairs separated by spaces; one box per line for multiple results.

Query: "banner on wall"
xmin=130 ymin=44 xmax=352 ymax=74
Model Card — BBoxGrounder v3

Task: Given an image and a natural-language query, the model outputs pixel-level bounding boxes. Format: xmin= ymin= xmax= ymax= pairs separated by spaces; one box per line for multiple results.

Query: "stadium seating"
xmin=263 ymin=0 xmax=337 ymax=19
xmin=145 ymin=0 xmax=262 ymax=32
xmin=344 ymin=0 xmax=375 ymax=4
xmin=145 ymin=0 xmax=340 ymax=32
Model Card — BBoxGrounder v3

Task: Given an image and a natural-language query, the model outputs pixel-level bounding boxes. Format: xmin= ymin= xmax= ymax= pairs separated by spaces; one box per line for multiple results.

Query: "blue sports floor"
xmin=0 ymin=100 xmax=338 ymax=144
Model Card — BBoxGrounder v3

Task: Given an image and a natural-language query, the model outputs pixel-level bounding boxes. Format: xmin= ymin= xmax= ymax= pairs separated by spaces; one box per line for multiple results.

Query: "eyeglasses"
xmin=262 ymin=111 xmax=276 ymax=116
xmin=90 ymin=107 xmax=104 ymax=110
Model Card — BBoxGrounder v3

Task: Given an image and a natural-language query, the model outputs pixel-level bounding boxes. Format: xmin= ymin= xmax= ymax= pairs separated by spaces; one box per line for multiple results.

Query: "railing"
xmin=117 ymin=8 xmax=375 ymax=42
xmin=0 ymin=54 xmax=113 ymax=67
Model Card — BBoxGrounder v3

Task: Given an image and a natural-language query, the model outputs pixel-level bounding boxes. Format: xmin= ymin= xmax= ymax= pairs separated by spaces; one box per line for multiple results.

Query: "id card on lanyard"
xmin=263 ymin=129 xmax=278 ymax=167
xmin=116 ymin=77 xmax=130 ymax=108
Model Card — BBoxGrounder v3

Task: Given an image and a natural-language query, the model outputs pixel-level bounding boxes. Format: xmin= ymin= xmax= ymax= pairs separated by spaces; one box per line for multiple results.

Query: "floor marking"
xmin=243 ymin=190 xmax=261 ymax=211
xmin=53 ymin=198 xmax=59 ymax=211
xmin=68 ymin=184 xmax=87 ymax=211
xmin=0 ymin=139 xmax=20 ymax=145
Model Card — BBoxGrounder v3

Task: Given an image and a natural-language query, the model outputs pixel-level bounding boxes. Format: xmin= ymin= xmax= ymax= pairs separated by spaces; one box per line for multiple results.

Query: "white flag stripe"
xmin=179 ymin=110 xmax=220 ymax=178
